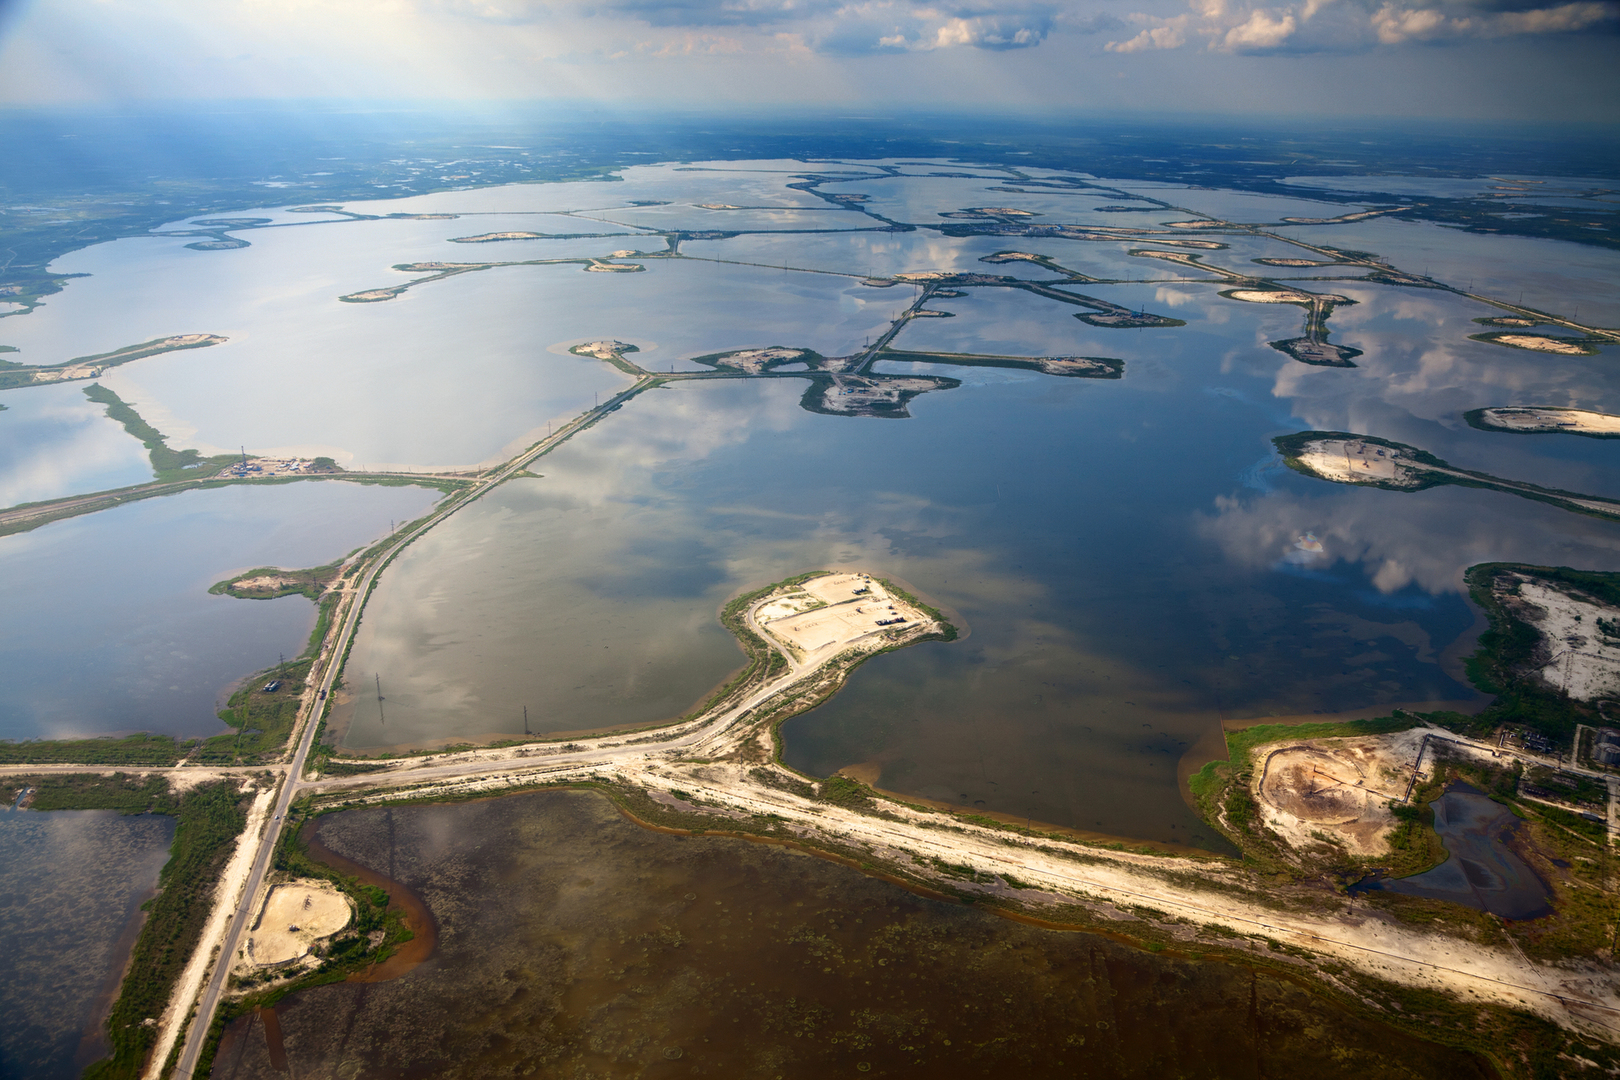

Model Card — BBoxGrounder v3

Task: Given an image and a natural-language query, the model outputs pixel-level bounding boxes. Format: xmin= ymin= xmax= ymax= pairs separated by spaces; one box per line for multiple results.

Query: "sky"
xmin=0 ymin=0 xmax=1615 ymax=121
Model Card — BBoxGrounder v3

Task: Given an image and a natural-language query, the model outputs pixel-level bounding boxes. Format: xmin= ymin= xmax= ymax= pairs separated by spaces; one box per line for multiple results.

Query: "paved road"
xmin=170 ymin=373 xmax=665 ymax=1076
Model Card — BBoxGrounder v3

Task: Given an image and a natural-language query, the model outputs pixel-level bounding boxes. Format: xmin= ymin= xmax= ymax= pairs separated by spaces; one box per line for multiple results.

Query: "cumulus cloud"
xmin=1105 ymin=16 xmax=1191 ymax=50
xmin=1221 ymin=7 xmax=1297 ymax=46
xmin=803 ymin=1 xmax=1061 ymax=53
xmin=1105 ymin=0 xmax=1618 ymax=52
xmin=437 ymin=0 xmax=1063 ymax=51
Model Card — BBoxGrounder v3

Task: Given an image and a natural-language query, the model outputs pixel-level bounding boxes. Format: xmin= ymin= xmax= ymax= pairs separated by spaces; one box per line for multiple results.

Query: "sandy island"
xmin=1470 ymin=407 xmax=1620 ymax=437
xmin=707 ymin=347 xmax=804 ymax=373
xmin=1491 ymin=572 xmax=1620 ymax=702
xmin=1293 ymin=437 xmax=1420 ymax=487
xmin=756 ymin=573 xmax=925 ymax=662
xmin=241 ymin=880 xmax=352 ymax=969
xmin=1228 ymin=289 xmax=1332 ymax=304
xmin=448 ymin=232 xmax=546 ymax=243
xmin=1474 ymin=333 xmax=1598 ymax=356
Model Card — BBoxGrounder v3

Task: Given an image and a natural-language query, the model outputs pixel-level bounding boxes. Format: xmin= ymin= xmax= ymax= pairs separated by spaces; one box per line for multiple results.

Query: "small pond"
xmin=1376 ymin=785 xmax=1552 ymax=920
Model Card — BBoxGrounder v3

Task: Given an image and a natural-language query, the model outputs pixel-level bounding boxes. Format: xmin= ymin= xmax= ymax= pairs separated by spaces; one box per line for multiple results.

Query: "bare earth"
xmin=242 ymin=880 xmax=352 ymax=968
xmin=1254 ymin=730 xmax=1428 ymax=856
xmin=1491 ymin=335 xmax=1591 ymax=355
xmin=573 ymin=340 xmax=634 ymax=360
xmin=1295 ymin=438 xmax=1420 ymax=487
xmin=144 ymin=783 xmax=275 ymax=1078
xmin=758 ymin=573 xmax=920 ymax=660
xmin=135 ymin=562 xmax=1620 ymax=1072
xmin=710 ymin=347 xmax=805 ymax=373
xmin=817 ymin=375 xmax=937 ymax=413
xmin=1229 ymin=289 xmax=1318 ymax=304
xmin=447 ymin=232 xmax=545 ymax=243
xmin=1495 ymin=574 xmax=1620 ymax=702
xmin=1476 ymin=407 xmax=1620 ymax=435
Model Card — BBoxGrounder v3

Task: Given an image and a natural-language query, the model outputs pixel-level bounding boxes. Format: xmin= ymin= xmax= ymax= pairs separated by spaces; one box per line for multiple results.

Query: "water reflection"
xmin=335 ymin=372 xmax=1503 ymax=847
xmin=0 ymin=382 xmax=152 ymax=507
xmin=0 ymin=481 xmax=441 ymax=740
xmin=0 ymin=804 xmax=175 ymax=1079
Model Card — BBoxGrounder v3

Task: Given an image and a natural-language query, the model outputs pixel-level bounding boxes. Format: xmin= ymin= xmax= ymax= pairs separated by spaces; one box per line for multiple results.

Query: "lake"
xmin=0 ymin=480 xmax=442 ymax=741
xmin=0 ymin=801 xmax=176 ymax=1079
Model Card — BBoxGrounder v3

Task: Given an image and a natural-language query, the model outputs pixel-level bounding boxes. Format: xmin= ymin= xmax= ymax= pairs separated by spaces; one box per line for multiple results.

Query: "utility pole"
xmin=375 ymin=674 xmax=385 ymax=724
xmin=524 ymin=706 xmax=530 ymax=736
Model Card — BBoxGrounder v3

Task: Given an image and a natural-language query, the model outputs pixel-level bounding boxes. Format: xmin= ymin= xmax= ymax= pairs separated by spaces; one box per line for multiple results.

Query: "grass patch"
xmin=83 ymin=383 xmax=238 ymax=482
xmin=0 ymin=732 xmax=189 ymax=766
xmin=80 ymin=780 xmax=251 ymax=1080
xmin=199 ymin=655 xmax=315 ymax=765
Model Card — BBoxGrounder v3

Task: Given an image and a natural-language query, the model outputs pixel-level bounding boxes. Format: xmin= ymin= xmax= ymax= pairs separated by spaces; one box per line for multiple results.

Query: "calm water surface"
xmin=0 ymin=480 xmax=441 ymax=741
xmin=0 ymin=381 xmax=153 ymax=507
xmin=335 ymin=362 xmax=1620 ymax=845
xmin=9 ymin=164 xmax=1619 ymax=847
xmin=1378 ymin=786 xmax=1553 ymax=918
xmin=0 ymin=803 xmax=175 ymax=1079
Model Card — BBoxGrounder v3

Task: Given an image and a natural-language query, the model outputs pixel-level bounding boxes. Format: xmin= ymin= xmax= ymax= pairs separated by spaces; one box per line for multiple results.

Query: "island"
xmin=1466 ymin=406 xmax=1620 ymax=438
xmin=1274 ymin=430 xmax=1620 ymax=519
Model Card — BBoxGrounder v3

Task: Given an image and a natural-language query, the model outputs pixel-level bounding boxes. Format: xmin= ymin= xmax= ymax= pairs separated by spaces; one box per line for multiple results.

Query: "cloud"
xmin=593 ymin=0 xmax=839 ymax=28
xmin=437 ymin=0 xmax=1063 ymax=51
xmin=1105 ymin=0 xmax=1617 ymax=53
xmin=1371 ymin=0 xmax=1616 ymax=40
xmin=806 ymin=2 xmax=1060 ymax=54
xmin=1105 ymin=15 xmax=1190 ymax=50
xmin=932 ymin=12 xmax=1055 ymax=48
xmin=1220 ymin=7 xmax=1297 ymax=45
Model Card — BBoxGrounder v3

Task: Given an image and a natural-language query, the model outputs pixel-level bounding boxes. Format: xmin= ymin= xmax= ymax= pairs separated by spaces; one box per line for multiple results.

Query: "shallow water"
xmin=0 ymin=381 xmax=153 ymax=507
xmin=0 ymin=804 xmax=175 ymax=1079
xmin=9 ymin=161 xmax=1620 ymax=844
xmin=319 ymin=369 xmax=1620 ymax=846
xmin=1377 ymin=786 xmax=1552 ymax=918
xmin=211 ymin=790 xmax=1494 ymax=1080
xmin=0 ymin=480 xmax=441 ymax=741
xmin=1276 ymin=217 xmax=1620 ymax=326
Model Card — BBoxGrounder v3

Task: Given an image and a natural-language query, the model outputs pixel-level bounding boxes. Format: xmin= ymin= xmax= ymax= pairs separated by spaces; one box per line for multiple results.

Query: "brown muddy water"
xmin=211 ymin=791 xmax=1492 ymax=1079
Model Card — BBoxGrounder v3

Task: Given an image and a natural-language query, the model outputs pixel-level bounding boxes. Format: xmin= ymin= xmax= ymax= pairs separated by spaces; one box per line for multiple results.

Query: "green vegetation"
xmin=210 ymin=559 xmax=345 ymax=601
xmin=199 ymin=655 xmax=314 ymax=764
xmin=8 ymin=771 xmax=178 ymax=811
xmin=194 ymin=802 xmax=416 ymax=1078
xmin=83 ymin=383 xmax=237 ymax=481
xmin=1187 ymin=596 xmax=1619 ymax=966
xmin=0 ymin=335 xmax=226 ymax=391
xmin=1461 ymin=563 xmax=1618 ymax=743
xmin=1469 ymin=331 xmax=1601 ymax=356
xmin=816 ymin=775 xmax=874 ymax=809
xmin=873 ymin=576 xmax=959 ymax=642
xmin=0 ymin=731 xmax=189 ymax=766
xmin=699 ymin=572 xmax=828 ymax=720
